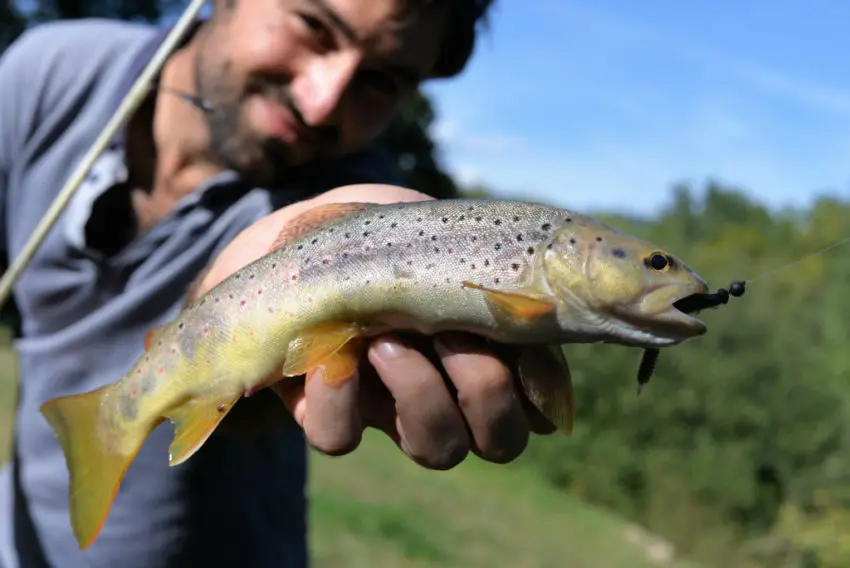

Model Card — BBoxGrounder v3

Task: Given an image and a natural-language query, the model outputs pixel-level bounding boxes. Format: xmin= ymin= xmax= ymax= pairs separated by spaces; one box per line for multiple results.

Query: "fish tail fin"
xmin=40 ymin=384 xmax=155 ymax=550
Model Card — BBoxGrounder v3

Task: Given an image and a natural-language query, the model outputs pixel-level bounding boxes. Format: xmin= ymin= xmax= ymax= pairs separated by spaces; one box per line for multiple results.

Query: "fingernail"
xmin=373 ymin=336 xmax=407 ymax=359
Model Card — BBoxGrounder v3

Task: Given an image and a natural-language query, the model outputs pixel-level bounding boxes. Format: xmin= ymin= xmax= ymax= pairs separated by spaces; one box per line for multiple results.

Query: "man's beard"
xmin=193 ymin=53 xmax=340 ymax=188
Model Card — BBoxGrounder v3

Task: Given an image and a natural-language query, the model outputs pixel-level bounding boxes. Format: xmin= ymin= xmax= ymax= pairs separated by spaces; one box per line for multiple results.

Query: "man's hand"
xmin=193 ymin=184 xmax=557 ymax=470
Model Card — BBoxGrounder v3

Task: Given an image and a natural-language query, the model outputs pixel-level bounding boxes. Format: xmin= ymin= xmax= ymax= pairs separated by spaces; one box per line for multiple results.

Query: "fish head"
xmin=541 ymin=217 xmax=710 ymax=347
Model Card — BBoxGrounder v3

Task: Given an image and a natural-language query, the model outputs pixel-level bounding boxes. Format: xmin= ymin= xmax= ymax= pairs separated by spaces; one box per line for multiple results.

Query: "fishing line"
xmin=738 ymin=234 xmax=850 ymax=285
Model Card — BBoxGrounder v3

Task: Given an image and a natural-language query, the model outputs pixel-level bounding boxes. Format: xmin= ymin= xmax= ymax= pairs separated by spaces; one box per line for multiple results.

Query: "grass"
xmin=0 ymin=335 xmax=694 ymax=567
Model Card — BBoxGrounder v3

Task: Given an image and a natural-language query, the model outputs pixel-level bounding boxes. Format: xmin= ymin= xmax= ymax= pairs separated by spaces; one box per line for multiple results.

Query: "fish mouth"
xmin=614 ymin=284 xmax=710 ymax=339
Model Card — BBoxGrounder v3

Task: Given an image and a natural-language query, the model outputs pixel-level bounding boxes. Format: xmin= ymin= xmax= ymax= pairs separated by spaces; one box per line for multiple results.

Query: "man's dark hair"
xmin=424 ymin=0 xmax=496 ymax=78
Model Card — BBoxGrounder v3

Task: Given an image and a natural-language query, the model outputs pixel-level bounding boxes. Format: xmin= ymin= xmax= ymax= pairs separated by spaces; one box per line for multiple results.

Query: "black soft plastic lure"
xmin=636 ymin=280 xmax=746 ymax=394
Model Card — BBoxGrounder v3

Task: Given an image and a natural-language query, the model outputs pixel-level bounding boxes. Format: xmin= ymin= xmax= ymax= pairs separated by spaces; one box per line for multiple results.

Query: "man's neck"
xmin=127 ymin=25 xmax=225 ymax=231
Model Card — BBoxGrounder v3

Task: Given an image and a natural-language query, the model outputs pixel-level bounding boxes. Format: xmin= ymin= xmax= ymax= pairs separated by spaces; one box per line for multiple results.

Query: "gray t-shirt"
xmin=0 ymin=18 xmax=403 ymax=568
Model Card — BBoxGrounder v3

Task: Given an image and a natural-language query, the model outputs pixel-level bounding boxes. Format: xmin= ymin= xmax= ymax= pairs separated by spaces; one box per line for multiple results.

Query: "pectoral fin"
xmin=282 ymin=321 xmax=363 ymax=388
xmin=461 ymin=281 xmax=557 ymax=322
xmin=164 ymin=394 xmax=241 ymax=466
xmin=517 ymin=344 xmax=575 ymax=435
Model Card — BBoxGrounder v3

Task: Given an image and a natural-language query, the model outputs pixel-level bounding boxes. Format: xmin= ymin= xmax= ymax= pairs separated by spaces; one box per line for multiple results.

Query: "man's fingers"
xmin=434 ymin=332 xmax=530 ymax=464
xmin=367 ymin=334 xmax=470 ymax=470
xmin=302 ymin=367 xmax=364 ymax=455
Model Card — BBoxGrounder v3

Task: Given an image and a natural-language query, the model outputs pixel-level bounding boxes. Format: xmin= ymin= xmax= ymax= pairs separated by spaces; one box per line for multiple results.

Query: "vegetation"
xmin=4 ymin=4 xmax=850 ymax=568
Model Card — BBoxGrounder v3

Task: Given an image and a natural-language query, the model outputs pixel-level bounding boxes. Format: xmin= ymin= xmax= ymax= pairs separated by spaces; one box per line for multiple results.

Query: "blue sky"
xmin=422 ymin=0 xmax=850 ymax=216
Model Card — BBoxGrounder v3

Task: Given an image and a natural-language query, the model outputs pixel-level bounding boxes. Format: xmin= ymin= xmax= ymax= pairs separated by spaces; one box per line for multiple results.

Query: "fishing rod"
xmin=0 ymin=0 xmax=208 ymax=309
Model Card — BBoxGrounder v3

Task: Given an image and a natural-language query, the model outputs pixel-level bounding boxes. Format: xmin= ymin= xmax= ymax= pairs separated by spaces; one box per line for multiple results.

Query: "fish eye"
xmin=645 ymin=252 xmax=671 ymax=271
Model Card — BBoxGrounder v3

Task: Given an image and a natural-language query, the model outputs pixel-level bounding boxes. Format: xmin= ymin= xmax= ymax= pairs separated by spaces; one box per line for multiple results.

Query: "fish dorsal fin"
xmin=268 ymin=202 xmax=374 ymax=254
xmin=143 ymin=325 xmax=166 ymax=351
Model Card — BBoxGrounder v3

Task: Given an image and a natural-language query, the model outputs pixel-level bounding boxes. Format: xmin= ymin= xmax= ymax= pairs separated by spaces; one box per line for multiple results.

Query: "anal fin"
xmin=164 ymin=394 xmax=241 ymax=466
xmin=517 ymin=344 xmax=575 ymax=435
xmin=269 ymin=202 xmax=374 ymax=253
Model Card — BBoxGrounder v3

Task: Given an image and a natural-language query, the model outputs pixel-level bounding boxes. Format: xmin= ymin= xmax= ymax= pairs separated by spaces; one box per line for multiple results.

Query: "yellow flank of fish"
xmin=39 ymin=198 xmax=711 ymax=550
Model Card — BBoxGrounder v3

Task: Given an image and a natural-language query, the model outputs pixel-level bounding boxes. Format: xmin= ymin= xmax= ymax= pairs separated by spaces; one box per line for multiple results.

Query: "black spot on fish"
xmin=434 ymin=247 xmax=440 ymax=253
xmin=511 ymin=263 xmax=520 ymax=271
xmin=527 ymin=247 xmax=534 ymax=255
xmin=442 ymin=217 xmax=449 ymax=223
xmin=516 ymin=234 xmax=523 ymax=242
xmin=272 ymin=263 xmax=277 ymax=269
xmin=541 ymin=223 xmax=551 ymax=231
xmin=178 ymin=323 xmax=184 ymax=329
xmin=569 ymin=238 xmax=576 ymax=245
xmin=431 ymin=235 xmax=437 ymax=241
xmin=391 ymin=222 xmax=397 ymax=228
xmin=311 ymin=238 xmax=318 ymax=244
xmin=379 ymin=215 xmax=385 ymax=219
xmin=363 ymin=231 xmax=370 ymax=237
xmin=419 ymin=230 xmax=425 ymax=236
xmin=612 ymin=248 xmax=627 ymax=258
xmin=513 ymin=215 xmax=520 ymax=222
xmin=495 ymin=219 xmax=502 ymax=225
xmin=475 ymin=216 xmax=482 ymax=222
xmin=345 ymin=232 xmax=351 ymax=238
xmin=417 ymin=217 xmax=422 ymax=222
xmin=495 ymin=243 xmax=502 ymax=250
xmin=365 ymin=220 xmax=371 ymax=225
xmin=484 ymin=259 xmax=490 ymax=266
xmin=459 ymin=214 xmax=465 ymax=221
xmin=297 ymin=245 xmax=303 ymax=250
xmin=566 ymin=217 xmax=572 ymax=222
xmin=596 ymin=236 xmax=603 ymax=242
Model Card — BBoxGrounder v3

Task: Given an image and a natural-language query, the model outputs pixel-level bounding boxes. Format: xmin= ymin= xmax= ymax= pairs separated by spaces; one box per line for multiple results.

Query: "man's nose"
xmin=296 ymin=53 xmax=360 ymax=127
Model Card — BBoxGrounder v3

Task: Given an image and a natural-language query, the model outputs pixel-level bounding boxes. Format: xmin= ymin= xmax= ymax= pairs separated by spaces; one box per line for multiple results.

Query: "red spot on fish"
xmin=365 ymin=246 xmax=371 ymax=251
xmin=240 ymin=300 xmax=247 ymax=306
xmin=203 ymin=327 xmax=209 ymax=334
xmin=471 ymin=236 xmax=477 ymax=242
xmin=323 ymin=259 xmax=329 ymax=265
xmin=257 ymin=289 xmax=263 ymax=295
xmin=471 ymin=264 xmax=477 ymax=269
xmin=308 ymin=297 xmax=314 ymax=303
xmin=249 ymin=274 xmax=255 ymax=280
xmin=292 ymin=275 xmax=298 ymax=281
xmin=407 ymin=243 xmax=412 ymax=248
xmin=268 ymin=307 xmax=274 ymax=313
xmin=158 ymin=367 xmax=165 ymax=375
xmin=172 ymin=348 xmax=178 ymax=354
xmin=448 ymin=248 xmax=453 ymax=254
xmin=131 ymin=387 xmax=138 ymax=397
xmin=343 ymin=253 xmax=349 ymax=259
xmin=136 ymin=369 xmax=142 ymax=375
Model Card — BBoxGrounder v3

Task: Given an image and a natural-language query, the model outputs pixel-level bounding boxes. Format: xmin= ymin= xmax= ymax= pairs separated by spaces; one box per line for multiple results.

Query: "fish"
xmin=39 ymin=198 xmax=711 ymax=549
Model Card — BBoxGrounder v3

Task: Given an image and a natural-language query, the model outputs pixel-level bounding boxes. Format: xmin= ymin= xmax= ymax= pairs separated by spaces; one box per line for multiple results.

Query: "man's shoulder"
xmin=8 ymin=18 xmax=158 ymax=59
xmin=1 ymin=18 xmax=160 ymax=125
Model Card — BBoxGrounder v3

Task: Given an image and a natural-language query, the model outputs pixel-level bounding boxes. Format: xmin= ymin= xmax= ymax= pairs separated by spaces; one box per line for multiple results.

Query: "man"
xmin=0 ymin=1 xmax=556 ymax=566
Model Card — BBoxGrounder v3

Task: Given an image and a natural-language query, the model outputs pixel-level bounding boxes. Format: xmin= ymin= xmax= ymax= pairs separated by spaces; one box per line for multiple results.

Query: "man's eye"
xmin=298 ymin=14 xmax=332 ymax=46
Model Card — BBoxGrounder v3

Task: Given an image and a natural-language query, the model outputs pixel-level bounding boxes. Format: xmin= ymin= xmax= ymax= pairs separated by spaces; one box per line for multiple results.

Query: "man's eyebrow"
xmin=306 ymin=0 xmax=358 ymax=43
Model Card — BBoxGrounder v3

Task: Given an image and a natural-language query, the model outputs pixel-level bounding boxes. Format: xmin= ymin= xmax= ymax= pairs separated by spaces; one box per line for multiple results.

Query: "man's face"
xmin=194 ymin=0 xmax=448 ymax=186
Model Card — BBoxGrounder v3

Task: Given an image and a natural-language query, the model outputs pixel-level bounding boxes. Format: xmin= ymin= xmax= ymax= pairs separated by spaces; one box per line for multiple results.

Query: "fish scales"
xmin=39 ymin=198 xmax=712 ymax=550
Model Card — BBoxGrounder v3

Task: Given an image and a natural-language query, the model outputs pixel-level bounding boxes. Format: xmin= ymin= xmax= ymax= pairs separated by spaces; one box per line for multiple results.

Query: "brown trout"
xmin=40 ymin=198 xmax=710 ymax=549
